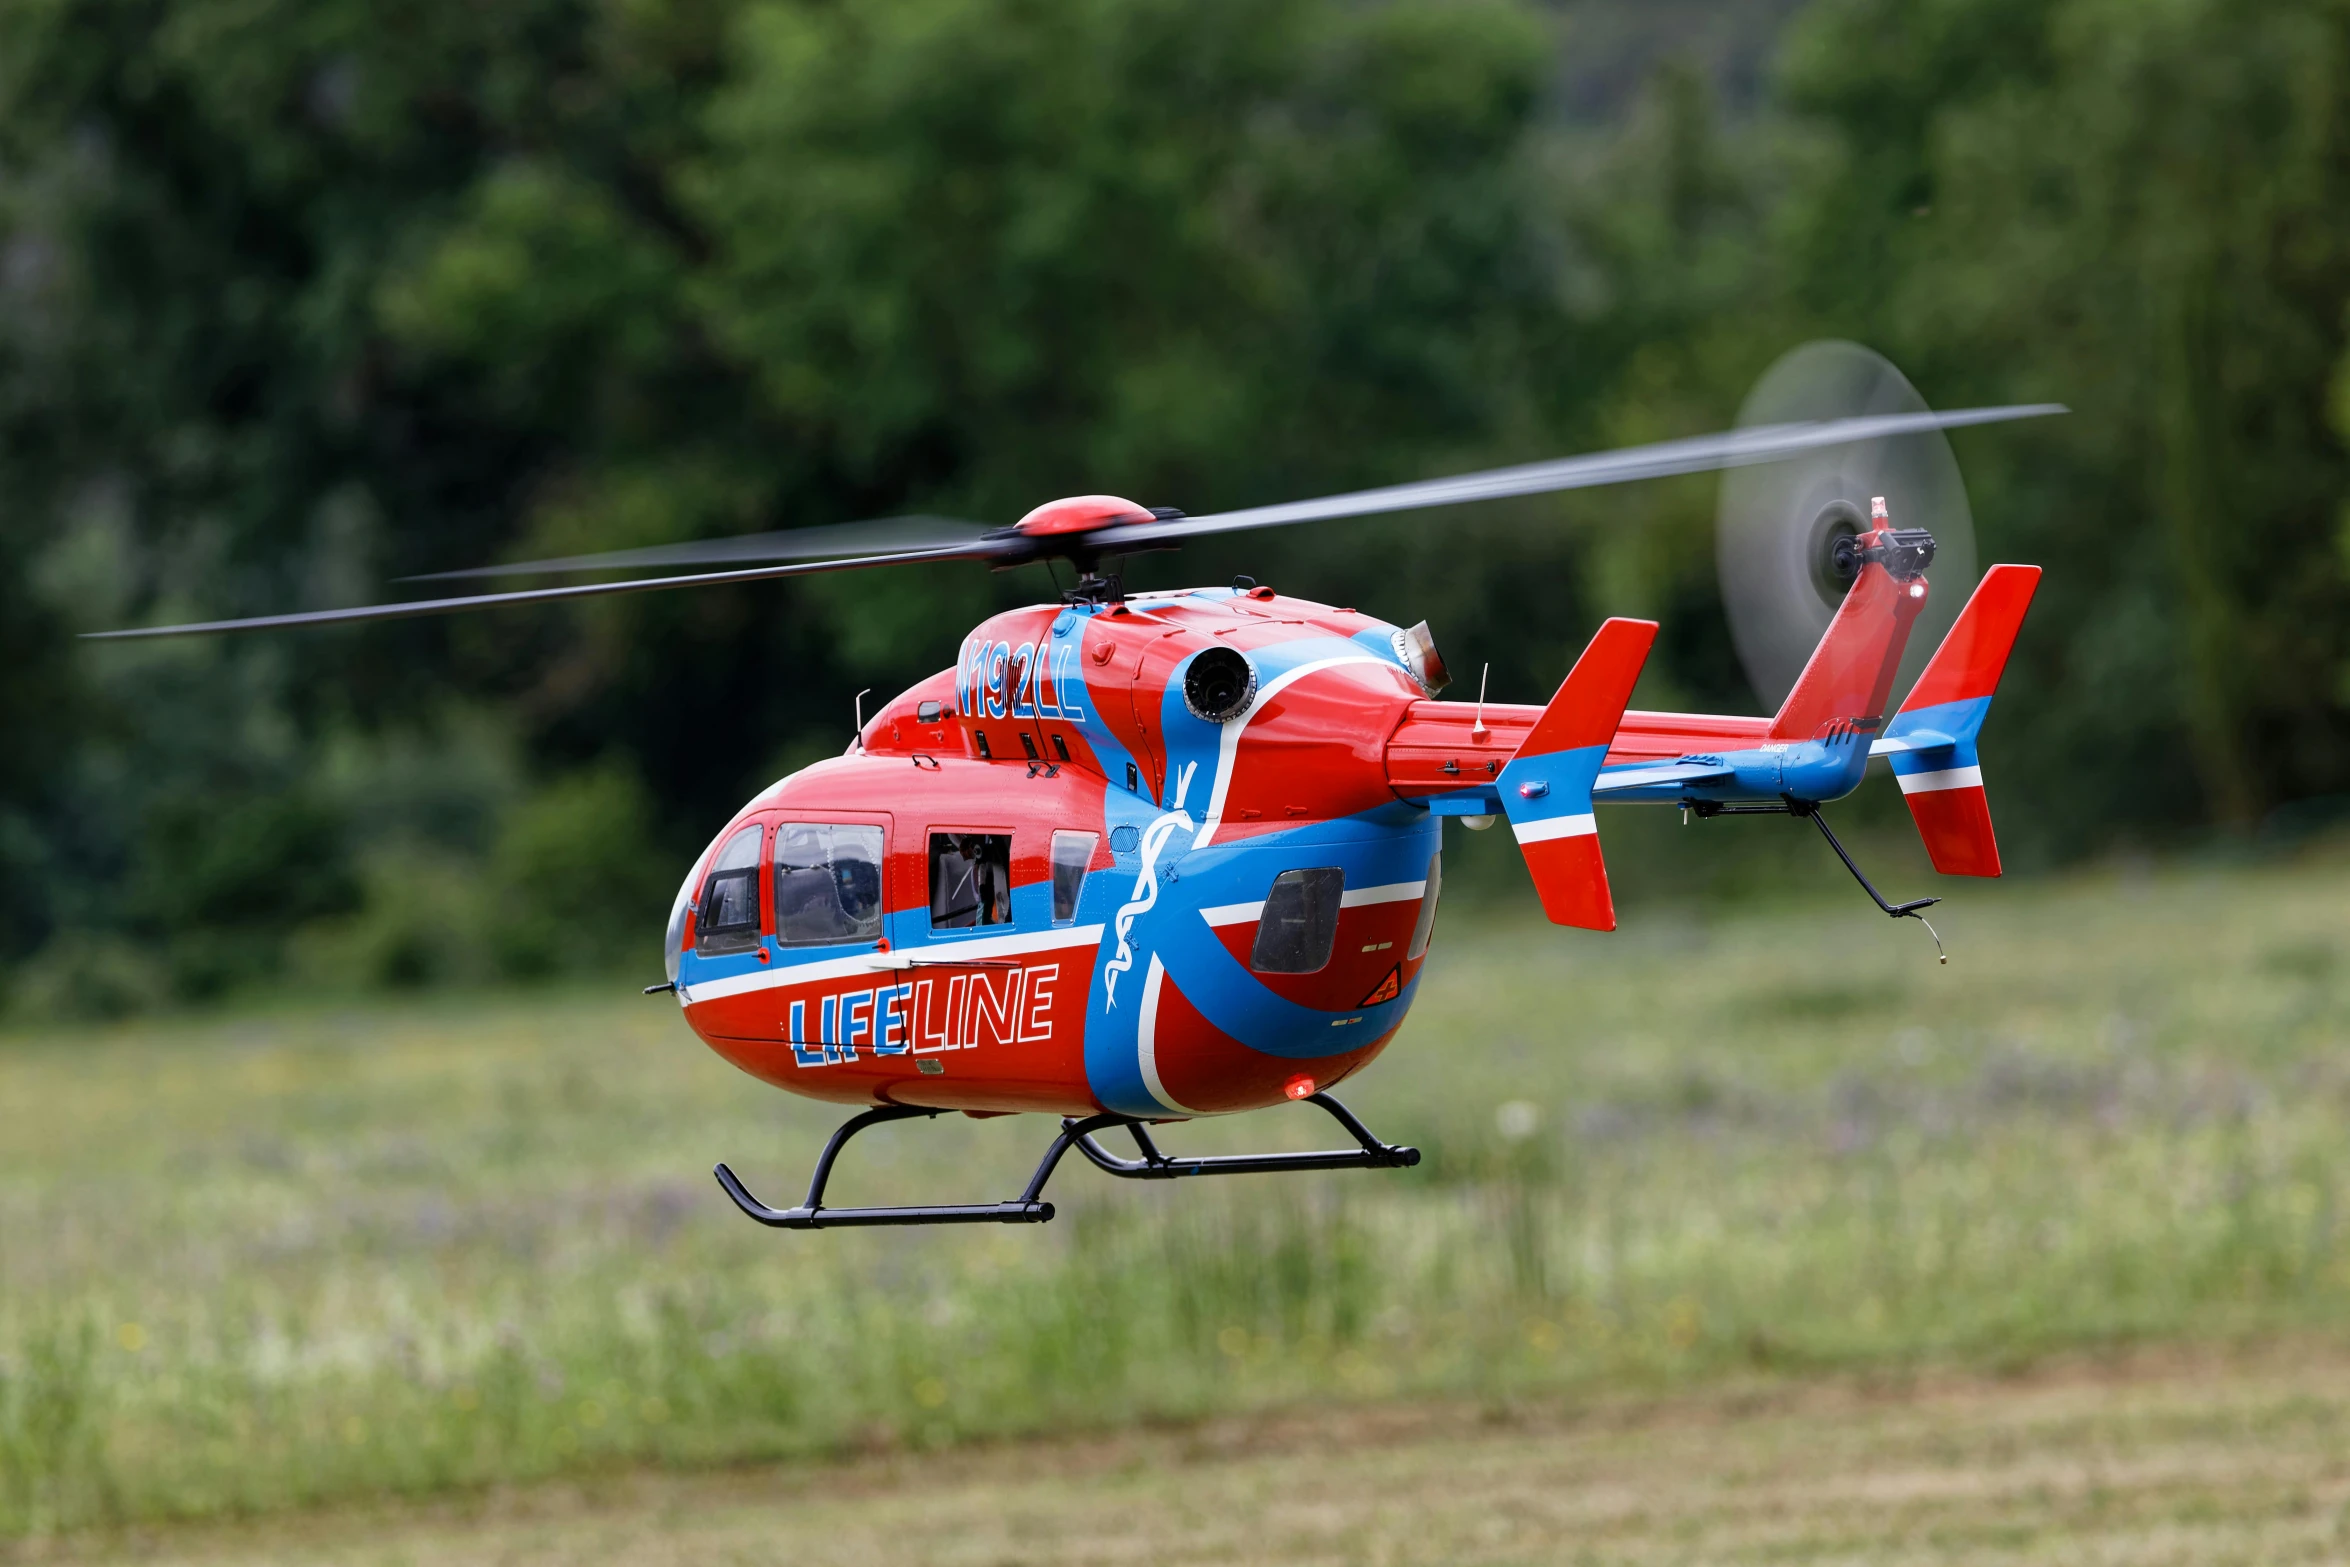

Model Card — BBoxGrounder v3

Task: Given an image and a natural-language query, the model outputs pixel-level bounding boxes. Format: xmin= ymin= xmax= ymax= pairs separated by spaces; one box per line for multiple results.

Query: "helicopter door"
xmin=772 ymin=821 xmax=888 ymax=947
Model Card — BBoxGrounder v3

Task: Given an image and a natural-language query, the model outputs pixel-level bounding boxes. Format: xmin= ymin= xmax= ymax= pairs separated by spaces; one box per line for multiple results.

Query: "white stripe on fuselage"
xmin=1509 ymin=813 xmax=1597 ymax=845
xmin=1137 ymin=954 xmax=1200 ymax=1116
xmin=1192 ymin=654 xmax=1394 ymax=849
xmin=1894 ymin=765 xmax=1983 ymax=795
xmin=680 ymin=922 xmax=1104 ymax=1005
xmin=1199 ymin=878 xmax=1427 ymax=929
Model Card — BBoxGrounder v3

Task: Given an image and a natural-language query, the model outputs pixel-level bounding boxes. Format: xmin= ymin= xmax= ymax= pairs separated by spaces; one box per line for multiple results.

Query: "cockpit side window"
xmin=930 ymin=832 xmax=1012 ymax=930
xmin=1049 ymin=831 xmax=1096 ymax=925
xmin=694 ymin=823 xmax=765 ymax=955
xmin=1406 ymin=851 xmax=1441 ymax=960
xmin=1250 ymin=867 xmax=1343 ymax=974
xmin=774 ymin=823 xmax=885 ymax=946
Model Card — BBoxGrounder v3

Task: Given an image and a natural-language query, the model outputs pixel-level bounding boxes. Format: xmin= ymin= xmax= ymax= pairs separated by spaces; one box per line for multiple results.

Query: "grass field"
xmin=42 ymin=1348 xmax=2350 ymax=1565
xmin=4 ymin=842 xmax=2349 ymax=1553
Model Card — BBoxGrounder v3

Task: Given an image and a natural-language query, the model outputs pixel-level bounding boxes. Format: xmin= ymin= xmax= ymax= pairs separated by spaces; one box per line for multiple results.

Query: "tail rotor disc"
xmin=1716 ymin=341 xmax=1980 ymax=711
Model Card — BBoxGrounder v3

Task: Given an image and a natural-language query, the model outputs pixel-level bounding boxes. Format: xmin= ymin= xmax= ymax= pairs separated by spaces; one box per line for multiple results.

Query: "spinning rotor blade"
xmin=1085 ymin=404 xmax=2061 ymax=548
xmin=85 ymin=397 xmax=2061 ymax=643
xmin=403 ymin=514 xmax=989 ymax=581
xmin=82 ymin=538 xmax=1018 ymax=641
xmin=1717 ymin=343 xmax=2019 ymax=709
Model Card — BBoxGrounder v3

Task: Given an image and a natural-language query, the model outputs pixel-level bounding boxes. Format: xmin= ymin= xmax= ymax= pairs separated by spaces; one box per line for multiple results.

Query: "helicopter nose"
xmin=663 ymin=853 xmax=700 ymax=986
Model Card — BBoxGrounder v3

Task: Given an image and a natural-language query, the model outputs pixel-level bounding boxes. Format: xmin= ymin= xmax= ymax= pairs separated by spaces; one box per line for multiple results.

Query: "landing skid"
xmin=1691 ymin=798 xmax=1947 ymax=962
xmin=714 ymin=1092 xmax=1421 ymax=1230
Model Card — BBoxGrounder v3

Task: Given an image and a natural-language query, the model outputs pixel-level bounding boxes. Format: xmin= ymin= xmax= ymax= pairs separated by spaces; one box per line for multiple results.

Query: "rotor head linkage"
xmin=1833 ymin=526 xmax=1938 ymax=584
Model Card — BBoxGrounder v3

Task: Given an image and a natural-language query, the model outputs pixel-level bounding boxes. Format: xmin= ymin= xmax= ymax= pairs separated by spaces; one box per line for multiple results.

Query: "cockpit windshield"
xmin=665 ymin=823 xmax=730 ymax=983
xmin=694 ymin=823 xmax=766 ymax=956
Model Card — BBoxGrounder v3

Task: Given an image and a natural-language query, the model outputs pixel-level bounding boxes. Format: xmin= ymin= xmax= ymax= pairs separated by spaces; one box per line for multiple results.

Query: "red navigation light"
xmin=1284 ymin=1075 xmax=1316 ymax=1100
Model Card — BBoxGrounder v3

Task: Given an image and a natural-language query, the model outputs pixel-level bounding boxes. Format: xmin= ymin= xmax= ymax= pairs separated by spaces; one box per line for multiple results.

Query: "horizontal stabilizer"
xmin=1591 ymin=760 xmax=1736 ymax=795
xmin=1498 ymin=618 xmax=1658 ymax=930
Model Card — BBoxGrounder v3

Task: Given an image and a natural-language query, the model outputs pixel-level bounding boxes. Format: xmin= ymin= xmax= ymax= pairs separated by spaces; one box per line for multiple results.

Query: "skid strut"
xmin=714 ymin=1092 xmax=1420 ymax=1230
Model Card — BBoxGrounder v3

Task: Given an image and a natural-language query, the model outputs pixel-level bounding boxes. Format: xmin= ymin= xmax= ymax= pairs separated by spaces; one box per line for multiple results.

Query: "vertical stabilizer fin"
xmin=1766 ymin=555 xmax=1933 ymax=742
xmin=1497 ymin=617 xmax=1658 ymax=930
xmin=1878 ymin=563 xmax=2042 ymax=877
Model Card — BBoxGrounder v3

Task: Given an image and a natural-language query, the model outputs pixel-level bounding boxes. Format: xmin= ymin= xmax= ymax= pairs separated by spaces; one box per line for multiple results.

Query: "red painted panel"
xmin=1519 ymin=618 xmax=1657 ymax=757
xmin=1904 ymin=784 xmax=2002 ymax=877
xmin=1901 ymin=564 xmax=2042 ymax=712
xmin=1768 ymin=560 xmax=1929 ymax=741
xmin=1520 ymin=832 xmax=1614 ymax=930
xmin=1152 ymin=967 xmax=1397 ymax=1115
xmin=692 ymin=942 xmax=1103 ymax=1116
xmin=1207 ymin=662 xmax=1418 ymax=844
xmin=1386 ymin=700 xmax=1779 ymax=790
xmin=1205 ymin=895 xmax=1428 ymax=1010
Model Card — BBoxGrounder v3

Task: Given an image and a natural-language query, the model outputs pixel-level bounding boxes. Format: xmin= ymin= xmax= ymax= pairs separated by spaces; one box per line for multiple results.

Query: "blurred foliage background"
xmin=3 ymin=0 xmax=2348 ymax=1015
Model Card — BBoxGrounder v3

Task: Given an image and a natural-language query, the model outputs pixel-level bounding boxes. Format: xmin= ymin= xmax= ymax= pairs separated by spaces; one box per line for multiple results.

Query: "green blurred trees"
xmin=1 ymin=0 xmax=2347 ymax=1009
xmin=1776 ymin=0 xmax=2350 ymax=834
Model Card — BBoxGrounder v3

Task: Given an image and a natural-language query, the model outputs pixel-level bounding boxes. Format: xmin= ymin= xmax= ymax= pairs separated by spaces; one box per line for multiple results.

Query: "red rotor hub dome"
xmin=1012 ymin=495 xmax=1151 ymax=537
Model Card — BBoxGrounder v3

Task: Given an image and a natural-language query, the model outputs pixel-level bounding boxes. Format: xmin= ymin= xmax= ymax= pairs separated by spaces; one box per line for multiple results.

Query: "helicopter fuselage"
xmin=671 ymin=585 xmax=1447 ymax=1119
xmin=667 ymin=541 xmax=1985 ymax=1120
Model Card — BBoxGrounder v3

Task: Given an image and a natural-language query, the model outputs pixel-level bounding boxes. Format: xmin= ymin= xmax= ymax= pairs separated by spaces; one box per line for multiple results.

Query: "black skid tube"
xmin=1067 ymin=1092 xmax=1420 ymax=1179
xmin=714 ymin=1093 xmax=1418 ymax=1230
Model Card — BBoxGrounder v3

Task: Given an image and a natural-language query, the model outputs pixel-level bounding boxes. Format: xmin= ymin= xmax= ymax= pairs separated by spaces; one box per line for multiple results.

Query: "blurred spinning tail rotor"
xmin=1717 ymin=342 xmax=1980 ymax=711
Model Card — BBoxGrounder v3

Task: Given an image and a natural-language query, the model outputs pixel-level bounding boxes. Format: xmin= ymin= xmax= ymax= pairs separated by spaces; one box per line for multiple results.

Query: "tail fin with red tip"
xmin=1766 ymin=526 xmax=1934 ymax=742
xmin=1876 ymin=564 xmax=2042 ymax=877
xmin=1498 ymin=617 xmax=1658 ymax=930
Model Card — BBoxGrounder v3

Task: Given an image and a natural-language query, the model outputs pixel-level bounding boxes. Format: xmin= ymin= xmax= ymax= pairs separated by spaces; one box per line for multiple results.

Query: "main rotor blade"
xmin=404 ymin=514 xmax=989 ymax=582
xmin=83 ymin=403 xmax=2067 ymax=642
xmin=83 ymin=538 xmax=1017 ymax=641
xmin=1089 ymin=405 xmax=2066 ymax=548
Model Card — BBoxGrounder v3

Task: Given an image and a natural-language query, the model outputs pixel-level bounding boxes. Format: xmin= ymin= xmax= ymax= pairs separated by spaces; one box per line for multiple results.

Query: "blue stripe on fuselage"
xmin=1083 ymin=808 xmax=1438 ymax=1115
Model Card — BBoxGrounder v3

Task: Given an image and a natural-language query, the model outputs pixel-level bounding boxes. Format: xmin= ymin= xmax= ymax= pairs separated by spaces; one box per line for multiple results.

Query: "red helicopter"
xmin=93 ymin=344 xmax=2058 ymax=1230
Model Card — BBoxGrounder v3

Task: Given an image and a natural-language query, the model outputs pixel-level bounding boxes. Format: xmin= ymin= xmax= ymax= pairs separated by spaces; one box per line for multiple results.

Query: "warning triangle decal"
xmin=1358 ymin=965 xmax=1402 ymax=1007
